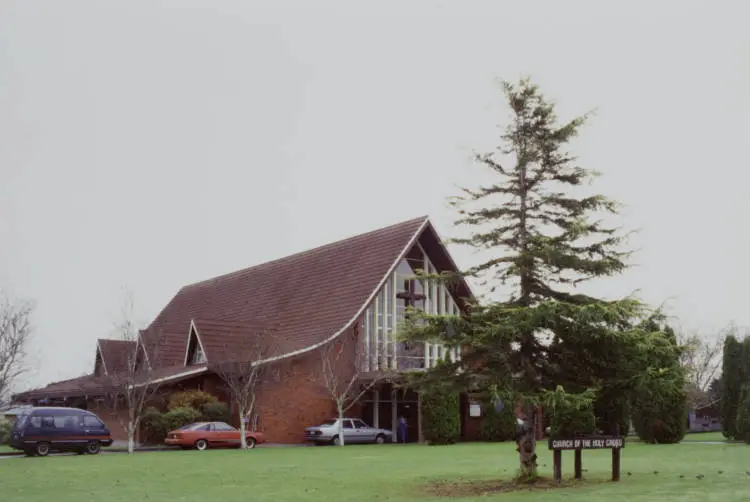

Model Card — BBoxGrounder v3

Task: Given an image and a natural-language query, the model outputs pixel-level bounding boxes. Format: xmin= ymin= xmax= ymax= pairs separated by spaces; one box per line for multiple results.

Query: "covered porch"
xmin=359 ymin=383 xmax=422 ymax=443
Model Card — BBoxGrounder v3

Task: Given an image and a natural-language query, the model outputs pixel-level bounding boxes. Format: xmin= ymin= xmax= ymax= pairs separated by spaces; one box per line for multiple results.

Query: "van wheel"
xmin=35 ymin=442 xmax=51 ymax=457
xmin=195 ymin=439 xmax=208 ymax=451
xmin=86 ymin=441 xmax=101 ymax=455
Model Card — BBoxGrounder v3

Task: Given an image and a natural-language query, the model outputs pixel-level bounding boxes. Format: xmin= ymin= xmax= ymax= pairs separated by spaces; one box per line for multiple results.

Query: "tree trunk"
xmin=517 ymin=406 xmax=538 ymax=480
xmin=127 ymin=421 xmax=136 ymax=455
xmin=337 ymin=404 xmax=345 ymax=446
xmin=239 ymin=407 xmax=247 ymax=450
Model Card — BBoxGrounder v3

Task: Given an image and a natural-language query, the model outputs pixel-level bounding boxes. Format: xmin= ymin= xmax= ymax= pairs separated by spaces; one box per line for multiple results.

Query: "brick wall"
xmin=87 ymin=400 xmax=131 ymax=442
xmin=83 ymin=321 xmax=372 ymax=445
xmin=253 ymin=323 xmax=362 ymax=443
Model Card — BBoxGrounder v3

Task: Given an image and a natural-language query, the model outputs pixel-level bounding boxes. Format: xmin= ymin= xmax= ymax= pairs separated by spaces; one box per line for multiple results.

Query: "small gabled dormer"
xmin=185 ymin=321 xmax=207 ymax=366
xmin=93 ymin=343 xmax=107 ymax=376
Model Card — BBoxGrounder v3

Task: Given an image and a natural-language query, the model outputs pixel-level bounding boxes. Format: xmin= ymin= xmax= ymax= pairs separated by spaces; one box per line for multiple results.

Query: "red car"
xmin=165 ymin=421 xmax=265 ymax=450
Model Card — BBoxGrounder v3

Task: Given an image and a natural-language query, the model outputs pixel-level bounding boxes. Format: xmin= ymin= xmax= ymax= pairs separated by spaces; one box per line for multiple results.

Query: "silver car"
xmin=304 ymin=418 xmax=393 ymax=445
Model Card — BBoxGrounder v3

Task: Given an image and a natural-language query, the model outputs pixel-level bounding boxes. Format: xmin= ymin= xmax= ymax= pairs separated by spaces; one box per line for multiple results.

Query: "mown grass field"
xmin=1 ymin=435 xmax=748 ymax=501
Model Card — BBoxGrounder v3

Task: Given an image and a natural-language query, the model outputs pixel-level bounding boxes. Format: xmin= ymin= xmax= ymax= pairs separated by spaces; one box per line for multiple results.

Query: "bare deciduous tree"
xmin=678 ymin=328 xmax=725 ymax=407
xmin=211 ymin=338 xmax=278 ymax=450
xmin=320 ymin=327 xmax=389 ymax=446
xmin=0 ymin=291 xmax=34 ymax=407
xmin=103 ymin=290 xmax=161 ymax=454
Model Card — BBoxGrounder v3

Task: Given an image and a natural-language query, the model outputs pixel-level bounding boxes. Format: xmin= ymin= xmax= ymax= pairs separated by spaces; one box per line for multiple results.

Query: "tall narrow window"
xmin=384 ymin=278 xmax=393 ymax=365
xmin=437 ymin=284 xmax=445 ymax=315
xmin=364 ymin=307 xmax=371 ymax=372
xmin=191 ymin=343 xmax=206 ymax=365
xmin=423 ymin=261 xmax=432 ymax=313
xmin=376 ymin=294 xmax=383 ymax=370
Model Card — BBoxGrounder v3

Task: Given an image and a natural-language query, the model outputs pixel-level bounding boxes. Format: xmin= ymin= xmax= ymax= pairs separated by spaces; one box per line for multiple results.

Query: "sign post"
xmin=548 ymin=435 xmax=625 ymax=483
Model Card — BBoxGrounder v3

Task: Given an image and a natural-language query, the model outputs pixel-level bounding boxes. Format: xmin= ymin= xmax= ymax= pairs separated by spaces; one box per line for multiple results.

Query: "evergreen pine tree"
xmin=721 ymin=334 xmax=743 ymax=439
xmin=630 ymin=322 xmax=687 ymax=444
xmin=401 ymin=78 xmax=658 ymax=480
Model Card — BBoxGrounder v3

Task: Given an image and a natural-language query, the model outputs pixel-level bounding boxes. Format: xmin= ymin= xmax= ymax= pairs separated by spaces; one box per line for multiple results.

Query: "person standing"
xmin=398 ymin=416 xmax=407 ymax=444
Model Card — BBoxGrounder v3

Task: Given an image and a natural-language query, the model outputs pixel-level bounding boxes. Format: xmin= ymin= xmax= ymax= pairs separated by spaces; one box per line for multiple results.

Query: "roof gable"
xmin=139 ymin=327 xmax=190 ymax=368
xmin=191 ymin=319 xmax=283 ymax=364
xmin=146 ymin=216 xmax=429 ymax=365
xmin=96 ymin=339 xmax=136 ymax=375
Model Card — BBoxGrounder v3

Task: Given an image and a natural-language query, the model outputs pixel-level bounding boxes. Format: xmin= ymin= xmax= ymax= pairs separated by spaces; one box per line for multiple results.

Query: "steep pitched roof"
xmin=147 ymin=216 xmax=430 ymax=365
xmin=97 ymin=339 xmax=136 ymax=375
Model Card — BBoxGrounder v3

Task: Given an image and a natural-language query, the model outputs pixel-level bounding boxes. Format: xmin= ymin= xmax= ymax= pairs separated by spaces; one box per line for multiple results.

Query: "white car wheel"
xmin=332 ymin=436 xmax=341 ymax=446
xmin=375 ymin=435 xmax=386 ymax=445
xmin=195 ymin=439 xmax=208 ymax=451
xmin=36 ymin=442 xmax=51 ymax=457
xmin=245 ymin=438 xmax=256 ymax=449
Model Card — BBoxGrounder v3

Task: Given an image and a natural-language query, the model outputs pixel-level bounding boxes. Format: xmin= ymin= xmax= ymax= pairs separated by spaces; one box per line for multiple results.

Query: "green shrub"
xmin=0 ymin=419 xmax=11 ymax=445
xmin=480 ymin=401 xmax=517 ymax=442
xmin=421 ymin=385 xmax=460 ymax=445
xmin=163 ymin=407 xmax=202 ymax=432
xmin=631 ymin=370 xmax=687 ymax=444
xmin=168 ymin=390 xmax=218 ymax=411
xmin=201 ymin=402 xmax=231 ymax=423
xmin=549 ymin=403 xmax=596 ymax=438
xmin=594 ymin=389 xmax=630 ymax=435
xmin=140 ymin=407 xmax=168 ymax=444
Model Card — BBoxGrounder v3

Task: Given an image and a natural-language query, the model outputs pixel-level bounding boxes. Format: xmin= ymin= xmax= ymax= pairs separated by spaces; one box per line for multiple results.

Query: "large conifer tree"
xmin=722 ymin=334 xmax=745 ymax=438
xmin=402 ymin=79 xmax=659 ymax=479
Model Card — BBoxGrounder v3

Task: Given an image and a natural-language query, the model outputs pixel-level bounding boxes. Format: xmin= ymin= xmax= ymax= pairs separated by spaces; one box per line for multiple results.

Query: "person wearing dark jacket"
xmin=398 ymin=416 xmax=408 ymax=443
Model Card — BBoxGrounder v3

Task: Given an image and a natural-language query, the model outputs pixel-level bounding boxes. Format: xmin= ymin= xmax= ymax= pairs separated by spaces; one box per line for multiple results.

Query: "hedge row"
xmin=140 ymin=391 xmax=232 ymax=444
xmin=421 ymin=385 xmax=460 ymax=445
xmin=0 ymin=419 xmax=10 ymax=445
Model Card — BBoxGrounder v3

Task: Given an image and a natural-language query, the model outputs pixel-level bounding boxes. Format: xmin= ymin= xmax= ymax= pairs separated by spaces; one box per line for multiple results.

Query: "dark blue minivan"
xmin=10 ymin=407 xmax=113 ymax=456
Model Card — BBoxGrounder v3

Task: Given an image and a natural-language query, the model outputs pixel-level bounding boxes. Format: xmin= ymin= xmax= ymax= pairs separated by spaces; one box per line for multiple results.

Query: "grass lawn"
xmin=1 ymin=437 xmax=748 ymax=502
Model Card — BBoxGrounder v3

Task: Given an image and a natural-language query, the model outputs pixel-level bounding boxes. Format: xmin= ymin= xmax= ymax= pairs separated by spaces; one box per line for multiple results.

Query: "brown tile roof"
xmin=192 ymin=319 xmax=284 ymax=363
xmin=147 ymin=215 xmax=429 ymax=364
xmin=13 ymin=374 xmax=113 ymax=400
xmin=139 ymin=328 xmax=189 ymax=368
xmin=13 ymin=364 xmax=209 ymax=401
xmin=97 ymin=339 xmax=136 ymax=374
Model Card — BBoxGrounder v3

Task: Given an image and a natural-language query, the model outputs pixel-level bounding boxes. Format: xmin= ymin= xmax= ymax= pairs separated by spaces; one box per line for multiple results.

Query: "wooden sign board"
xmin=548 ymin=435 xmax=625 ymax=482
xmin=548 ymin=436 xmax=625 ymax=450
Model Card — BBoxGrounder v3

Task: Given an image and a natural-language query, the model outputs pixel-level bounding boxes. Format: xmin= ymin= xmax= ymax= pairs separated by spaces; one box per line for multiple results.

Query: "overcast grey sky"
xmin=1 ymin=0 xmax=748 ymax=390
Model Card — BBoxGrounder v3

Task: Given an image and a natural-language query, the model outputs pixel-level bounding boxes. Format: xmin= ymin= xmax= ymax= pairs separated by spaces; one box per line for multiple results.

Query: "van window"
xmin=28 ymin=416 xmax=42 ymax=428
xmin=56 ymin=415 xmax=81 ymax=428
xmin=83 ymin=416 xmax=104 ymax=428
xmin=34 ymin=414 xmax=81 ymax=428
xmin=13 ymin=414 xmax=29 ymax=430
